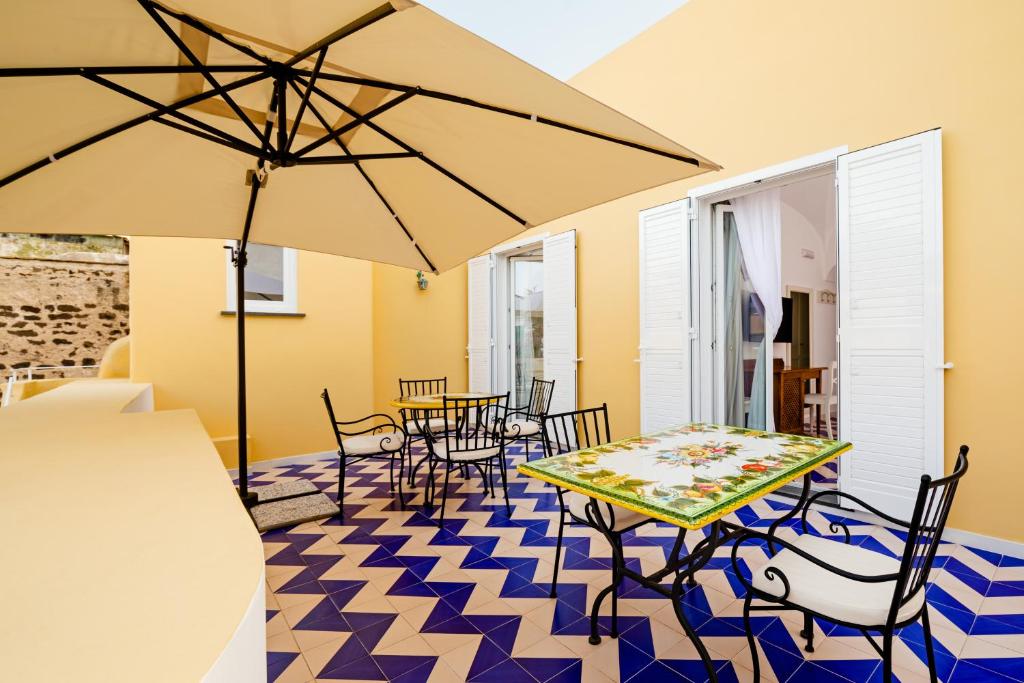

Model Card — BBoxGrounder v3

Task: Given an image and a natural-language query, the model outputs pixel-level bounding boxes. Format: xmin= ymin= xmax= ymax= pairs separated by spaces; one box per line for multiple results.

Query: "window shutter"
xmin=639 ymin=199 xmax=691 ymax=432
xmin=542 ymin=230 xmax=577 ymax=415
xmin=467 ymin=254 xmax=493 ymax=392
xmin=838 ymin=129 xmax=944 ymax=519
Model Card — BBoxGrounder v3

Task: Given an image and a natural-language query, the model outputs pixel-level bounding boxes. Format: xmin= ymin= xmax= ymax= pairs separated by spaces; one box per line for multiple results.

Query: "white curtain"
xmin=732 ymin=188 xmax=783 ymax=431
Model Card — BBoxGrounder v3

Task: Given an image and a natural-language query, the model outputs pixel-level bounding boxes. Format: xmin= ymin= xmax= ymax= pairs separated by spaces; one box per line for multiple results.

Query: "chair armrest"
xmin=729 ymin=528 xmax=900 ymax=602
xmin=799 ymin=490 xmax=913 ymax=543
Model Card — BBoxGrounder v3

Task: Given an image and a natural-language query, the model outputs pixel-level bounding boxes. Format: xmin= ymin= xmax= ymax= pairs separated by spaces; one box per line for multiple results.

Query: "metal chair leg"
xmin=882 ymin=630 xmax=894 ymax=683
xmin=388 ymin=454 xmax=395 ymax=492
xmin=337 ymin=452 xmax=346 ymax=521
xmin=497 ymin=454 xmax=511 ymax=515
xmin=438 ymin=462 xmax=451 ymax=529
xmin=395 ymin=451 xmax=406 ymax=510
xmin=921 ymin=604 xmax=939 ymax=683
xmin=800 ymin=612 xmax=814 ymax=652
xmin=742 ymin=594 xmax=760 ymax=682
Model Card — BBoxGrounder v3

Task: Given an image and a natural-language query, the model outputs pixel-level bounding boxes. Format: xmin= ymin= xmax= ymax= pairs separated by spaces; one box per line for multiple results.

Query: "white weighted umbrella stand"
xmin=0 ymin=0 xmax=719 ymax=531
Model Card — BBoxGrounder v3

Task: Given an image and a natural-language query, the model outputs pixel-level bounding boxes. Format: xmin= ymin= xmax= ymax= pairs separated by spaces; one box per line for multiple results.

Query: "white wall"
xmin=775 ymin=175 xmax=837 ymax=369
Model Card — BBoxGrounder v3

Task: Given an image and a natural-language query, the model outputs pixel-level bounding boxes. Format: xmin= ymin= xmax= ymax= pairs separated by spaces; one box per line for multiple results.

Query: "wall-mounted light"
xmin=416 ymin=270 xmax=429 ymax=291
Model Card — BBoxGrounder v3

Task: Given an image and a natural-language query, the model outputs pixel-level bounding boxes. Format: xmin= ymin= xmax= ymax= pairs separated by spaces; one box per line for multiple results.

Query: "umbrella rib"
xmin=137 ymin=0 xmax=267 ymax=145
xmin=81 ymin=72 xmax=262 ymax=156
xmin=145 ymin=1 xmax=273 ymax=66
xmin=295 ymin=75 xmax=528 ymax=227
xmin=0 ymin=66 xmax=265 ymax=77
xmin=284 ymin=49 xmax=327 ymax=156
xmin=291 ymin=90 xmax=417 ymax=159
xmin=301 ymin=71 xmax=704 ymax=167
xmin=284 ymin=3 xmax=396 ymax=68
xmin=294 ymin=83 xmax=438 ymax=273
xmin=0 ymin=70 xmax=271 ymax=190
xmin=293 ymin=153 xmax=418 ymax=165
xmin=152 ymin=117 xmax=263 ymax=157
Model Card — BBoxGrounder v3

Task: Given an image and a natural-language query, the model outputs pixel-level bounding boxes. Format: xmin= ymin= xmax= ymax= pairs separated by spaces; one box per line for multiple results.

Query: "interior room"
xmin=717 ymin=171 xmax=839 ymax=489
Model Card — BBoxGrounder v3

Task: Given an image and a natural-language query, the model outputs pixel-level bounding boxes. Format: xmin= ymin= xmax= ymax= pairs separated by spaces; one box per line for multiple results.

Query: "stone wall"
xmin=0 ymin=257 xmax=129 ymax=395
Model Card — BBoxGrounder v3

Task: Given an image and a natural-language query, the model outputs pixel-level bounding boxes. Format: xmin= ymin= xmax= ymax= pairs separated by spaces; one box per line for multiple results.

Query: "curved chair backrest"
xmin=322 ymin=387 xmax=401 ymax=457
xmin=892 ymin=445 xmax=970 ymax=622
xmin=442 ymin=393 xmax=509 ymax=456
xmin=399 ymin=377 xmax=448 ymax=420
xmin=542 ymin=404 xmax=612 ymax=456
xmin=399 ymin=376 xmax=447 ymax=397
xmin=524 ymin=378 xmax=556 ymax=421
xmin=321 ymin=387 xmax=345 ymax=451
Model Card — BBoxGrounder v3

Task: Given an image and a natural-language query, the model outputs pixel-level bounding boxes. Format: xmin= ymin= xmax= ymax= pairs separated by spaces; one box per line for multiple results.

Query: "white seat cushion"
xmin=403 ymin=417 xmax=457 ymax=435
xmin=503 ymin=419 xmax=541 ymax=437
xmin=342 ymin=432 xmax=404 ymax=455
xmin=565 ymin=491 xmax=653 ymax=531
xmin=803 ymin=392 xmax=837 ymax=407
xmin=430 ymin=441 xmax=501 ymax=462
xmin=752 ymin=534 xmax=924 ymax=627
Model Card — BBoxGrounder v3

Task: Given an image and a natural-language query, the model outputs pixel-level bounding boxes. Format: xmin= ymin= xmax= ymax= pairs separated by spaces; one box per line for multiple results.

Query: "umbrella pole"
xmin=233 ymin=168 xmax=339 ymax=529
xmin=235 ymin=174 xmax=261 ymax=509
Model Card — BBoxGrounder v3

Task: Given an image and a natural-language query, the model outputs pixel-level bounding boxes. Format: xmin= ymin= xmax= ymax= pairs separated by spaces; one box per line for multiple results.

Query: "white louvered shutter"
xmin=838 ymin=129 xmax=945 ymax=519
xmin=467 ymin=254 xmax=494 ymax=392
xmin=639 ymin=199 xmax=691 ymax=432
xmin=542 ymin=230 xmax=577 ymax=415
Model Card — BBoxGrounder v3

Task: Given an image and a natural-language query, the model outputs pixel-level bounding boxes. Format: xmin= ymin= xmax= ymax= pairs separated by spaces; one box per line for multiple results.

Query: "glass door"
xmin=509 ymin=255 xmax=544 ymax=407
xmin=716 ymin=205 xmax=768 ymax=429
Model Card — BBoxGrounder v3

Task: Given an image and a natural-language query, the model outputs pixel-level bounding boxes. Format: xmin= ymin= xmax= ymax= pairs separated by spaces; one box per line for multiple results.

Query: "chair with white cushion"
xmin=731 ymin=445 xmax=970 ymax=683
xmin=502 ymin=377 xmax=555 ymax=461
xmin=322 ymin=388 xmax=408 ymax=521
xmin=423 ymin=393 xmax=511 ymax=529
xmin=543 ymin=404 xmax=656 ymax=611
xmin=398 ymin=376 xmax=458 ymax=485
xmin=804 ymin=360 xmax=838 ymax=438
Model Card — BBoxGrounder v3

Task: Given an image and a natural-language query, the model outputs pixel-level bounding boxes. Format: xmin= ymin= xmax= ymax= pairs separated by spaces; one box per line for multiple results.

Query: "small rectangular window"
xmin=225 ymin=242 xmax=298 ymax=314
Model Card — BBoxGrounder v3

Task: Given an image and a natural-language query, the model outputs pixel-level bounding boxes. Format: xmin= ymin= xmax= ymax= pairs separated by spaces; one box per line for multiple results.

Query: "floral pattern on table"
xmin=518 ymin=423 xmax=850 ymax=528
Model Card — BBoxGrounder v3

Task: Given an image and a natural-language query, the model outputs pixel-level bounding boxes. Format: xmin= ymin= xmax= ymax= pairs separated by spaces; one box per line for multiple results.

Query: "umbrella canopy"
xmin=0 ymin=0 xmax=718 ymax=274
xmin=0 ymin=0 xmax=720 ymax=518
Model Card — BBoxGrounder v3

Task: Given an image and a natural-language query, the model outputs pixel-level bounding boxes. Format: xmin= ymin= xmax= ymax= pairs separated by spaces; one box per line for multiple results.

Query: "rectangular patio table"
xmin=518 ymin=423 xmax=850 ymax=682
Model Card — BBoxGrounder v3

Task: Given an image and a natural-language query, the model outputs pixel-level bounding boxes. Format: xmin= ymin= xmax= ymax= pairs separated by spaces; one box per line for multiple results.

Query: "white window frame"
xmin=224 ymin=241 xmax=299 ymax=314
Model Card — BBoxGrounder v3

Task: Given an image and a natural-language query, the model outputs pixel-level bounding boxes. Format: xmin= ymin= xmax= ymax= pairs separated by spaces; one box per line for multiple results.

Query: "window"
xmin=225 ymin=242 xmax=298 ymax=314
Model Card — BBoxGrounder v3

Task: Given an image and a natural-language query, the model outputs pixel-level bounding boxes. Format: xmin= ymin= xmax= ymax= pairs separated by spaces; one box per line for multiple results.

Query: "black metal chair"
xmin=322 ymin=388 xmax=408 ymax=521
xmin=501 ymin=377 xmax=555 ymax=461
xmin=423 ymin=393 xmax=510 ymax=529
xmin=543 ymin=404 xmax=657 ymax=603
xmin=731 ymin=445 xmax=970 ymax=683
xmin=398 ymin=376 xmax=457 ymax=486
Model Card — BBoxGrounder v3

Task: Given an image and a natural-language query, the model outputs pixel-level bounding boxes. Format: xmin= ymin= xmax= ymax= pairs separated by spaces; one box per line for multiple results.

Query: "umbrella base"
xmin=249 ymin=482 xmax=339 ymax=532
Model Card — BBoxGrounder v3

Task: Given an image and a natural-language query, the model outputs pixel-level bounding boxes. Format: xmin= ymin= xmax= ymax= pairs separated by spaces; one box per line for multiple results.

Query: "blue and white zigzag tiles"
xmin=251 ymin=442 xmax=1024 ymax=682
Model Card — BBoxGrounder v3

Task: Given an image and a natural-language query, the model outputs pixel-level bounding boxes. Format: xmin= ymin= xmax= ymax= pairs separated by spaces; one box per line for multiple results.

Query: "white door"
xmin=467 ymin=254 xmax=494 ymax=392
xmin=639 ymin=199 xmax=691 ymax=432
xmin=838 ymin=129 xmax=945 ymax=519
xmin=542 ymin=230 xmax=577 ymax=414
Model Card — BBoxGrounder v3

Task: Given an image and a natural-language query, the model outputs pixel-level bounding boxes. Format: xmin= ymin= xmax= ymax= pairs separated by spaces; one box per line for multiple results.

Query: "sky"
xmin=418 ymin=0 xmax=687 ymax=81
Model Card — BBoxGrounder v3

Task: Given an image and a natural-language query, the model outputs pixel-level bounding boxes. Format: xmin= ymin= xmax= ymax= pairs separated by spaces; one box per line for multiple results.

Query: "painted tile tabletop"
xmin=518 ymin=423 xmax=850 ymax=529
xmin=390 ymin=393 xmax=497 ymax=410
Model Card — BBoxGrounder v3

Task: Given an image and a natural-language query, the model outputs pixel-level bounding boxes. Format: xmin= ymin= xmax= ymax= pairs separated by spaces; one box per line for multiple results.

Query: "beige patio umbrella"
xmin=0 ymin=0 xmax=719 ymax=521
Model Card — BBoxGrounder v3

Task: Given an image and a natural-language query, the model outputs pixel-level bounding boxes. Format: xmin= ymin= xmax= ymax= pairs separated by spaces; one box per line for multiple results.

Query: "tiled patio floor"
xmin=254 ymin=442 xmax=1024 ymax=682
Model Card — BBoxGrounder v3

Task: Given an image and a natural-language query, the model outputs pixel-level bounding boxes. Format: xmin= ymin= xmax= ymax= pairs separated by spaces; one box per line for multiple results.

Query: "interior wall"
xmin=776 ymin=176 xmax=838 ymax=370
xmin=130 ymin=237 xmax=374 ymax=466
xmin=370 ymin=0 xmax=1024 ymax=543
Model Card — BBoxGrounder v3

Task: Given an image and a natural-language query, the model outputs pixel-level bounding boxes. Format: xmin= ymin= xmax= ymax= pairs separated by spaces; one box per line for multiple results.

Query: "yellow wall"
xmin=371 ymin=0 xmax=1024 ymax=542
xmin=130 ymin=237 xmax=374 ymax=465
xmin=372 ymin=263 xmax=468 ymax=416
